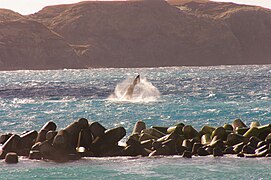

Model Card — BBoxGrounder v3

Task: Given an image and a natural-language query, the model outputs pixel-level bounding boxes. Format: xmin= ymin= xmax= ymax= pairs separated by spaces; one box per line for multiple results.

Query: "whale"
xmin=123 ymin=75 xmax=140 ymax=100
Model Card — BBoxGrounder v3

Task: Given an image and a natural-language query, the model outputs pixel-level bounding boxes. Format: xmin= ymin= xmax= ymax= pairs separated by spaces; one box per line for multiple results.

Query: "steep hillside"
xmin=30 ymin=0 xmax=242 ymax=68
xmin=0 ymin=9 xmax=24 ymax=21
xmin=170 ymin=0 xmax=271 ymax=64
xmin=0 ymin=19 xmax=81 ymax=70
xmin=0 ymin=0 xmax=270 ymax=70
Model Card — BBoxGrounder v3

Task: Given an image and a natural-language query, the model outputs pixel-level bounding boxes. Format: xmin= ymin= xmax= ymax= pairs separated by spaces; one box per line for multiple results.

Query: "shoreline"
xmin=1 ymin=64 xmax=271 ymax=72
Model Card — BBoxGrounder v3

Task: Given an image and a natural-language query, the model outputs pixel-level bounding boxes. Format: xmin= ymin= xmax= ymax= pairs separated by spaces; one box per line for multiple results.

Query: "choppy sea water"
xmin=0 ymin=65 xmax=271 ymax=179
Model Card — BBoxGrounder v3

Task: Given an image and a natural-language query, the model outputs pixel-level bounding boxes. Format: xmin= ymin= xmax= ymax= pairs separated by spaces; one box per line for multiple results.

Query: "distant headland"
xmin=0 ymin=0 xmax=271 ymax=70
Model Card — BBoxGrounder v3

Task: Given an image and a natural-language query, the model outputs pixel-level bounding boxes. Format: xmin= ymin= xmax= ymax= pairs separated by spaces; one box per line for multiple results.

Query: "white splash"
xmin=108 ymin=76 xmax=160 ymax=103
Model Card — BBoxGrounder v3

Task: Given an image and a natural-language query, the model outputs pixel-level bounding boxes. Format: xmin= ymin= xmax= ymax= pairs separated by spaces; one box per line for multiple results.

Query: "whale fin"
xmin=133 ymin=75 xmax=140 ymax=85
xmin=124 ymin=75 xmax=140 ymax=100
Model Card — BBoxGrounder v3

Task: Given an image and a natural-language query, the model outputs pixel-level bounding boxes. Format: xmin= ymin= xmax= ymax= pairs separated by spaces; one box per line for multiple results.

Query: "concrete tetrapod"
xmin=1 ymin=118 xmax=271 ymax=163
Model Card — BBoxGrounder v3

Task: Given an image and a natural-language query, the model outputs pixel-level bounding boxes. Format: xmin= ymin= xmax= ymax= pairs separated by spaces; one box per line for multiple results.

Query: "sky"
xmin=0 ymin=0 xmax=270 ymax=15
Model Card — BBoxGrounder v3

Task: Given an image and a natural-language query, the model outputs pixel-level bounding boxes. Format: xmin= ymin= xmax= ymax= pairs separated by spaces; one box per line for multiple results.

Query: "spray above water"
xmin=108 ymin=75 xmax=160 ymax=103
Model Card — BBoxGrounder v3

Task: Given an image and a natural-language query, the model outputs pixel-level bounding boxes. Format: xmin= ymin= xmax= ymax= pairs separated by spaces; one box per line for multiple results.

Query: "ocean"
xmin=0 ymin=65 xmax=270 ymax=179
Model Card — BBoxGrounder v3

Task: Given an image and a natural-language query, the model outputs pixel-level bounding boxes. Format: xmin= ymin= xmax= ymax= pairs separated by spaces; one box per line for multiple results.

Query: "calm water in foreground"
xmin=0 ymin=65 xmax=271 ymax=179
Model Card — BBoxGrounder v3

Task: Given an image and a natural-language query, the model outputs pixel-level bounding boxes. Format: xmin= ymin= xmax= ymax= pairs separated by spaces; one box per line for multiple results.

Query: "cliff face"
xmin=170 ymin=0 xmax=271 ymax=64
xmin=0 ymin=0 xmax=271 ymax=70
xmin=0 ymin=20 xmax=81 ymax=70
xmin=223 ymin=9 xmax=271 ymax=63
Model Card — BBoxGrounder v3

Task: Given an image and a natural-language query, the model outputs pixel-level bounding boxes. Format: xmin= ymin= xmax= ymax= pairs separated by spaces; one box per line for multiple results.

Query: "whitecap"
xmin=207 ymin=93 xmax=216 ymax=98
xmin=260 ymin=97 xmax=269 ymax=100
xmin=12 ymin=98 xmax=35 ymax=104
xmin=203 ymin=109 xmax=218 ymax=113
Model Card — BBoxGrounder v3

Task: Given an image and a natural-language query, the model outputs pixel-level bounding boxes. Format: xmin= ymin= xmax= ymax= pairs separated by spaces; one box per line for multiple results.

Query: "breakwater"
xmin=1 ymin=118 xmax=270 ymax=163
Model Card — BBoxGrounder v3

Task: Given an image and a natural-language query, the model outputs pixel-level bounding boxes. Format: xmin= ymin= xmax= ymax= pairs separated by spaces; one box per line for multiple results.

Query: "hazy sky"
xmin=0 ymin=0 xmax=271 ymax=15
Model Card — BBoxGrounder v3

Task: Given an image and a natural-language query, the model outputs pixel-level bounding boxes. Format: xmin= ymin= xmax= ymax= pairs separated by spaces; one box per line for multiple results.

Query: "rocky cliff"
xmin=0 ymin=0 xmax=271 ymax=70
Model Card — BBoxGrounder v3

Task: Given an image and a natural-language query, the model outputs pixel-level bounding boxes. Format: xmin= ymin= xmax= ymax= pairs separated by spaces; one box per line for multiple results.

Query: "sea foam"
xmin=108 ymin=76 xmax=160 ymax=103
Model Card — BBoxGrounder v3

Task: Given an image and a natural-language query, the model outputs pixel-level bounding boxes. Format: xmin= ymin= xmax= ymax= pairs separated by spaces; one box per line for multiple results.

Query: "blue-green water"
xmin=0 ymin=65 xmax=271 ymax=179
